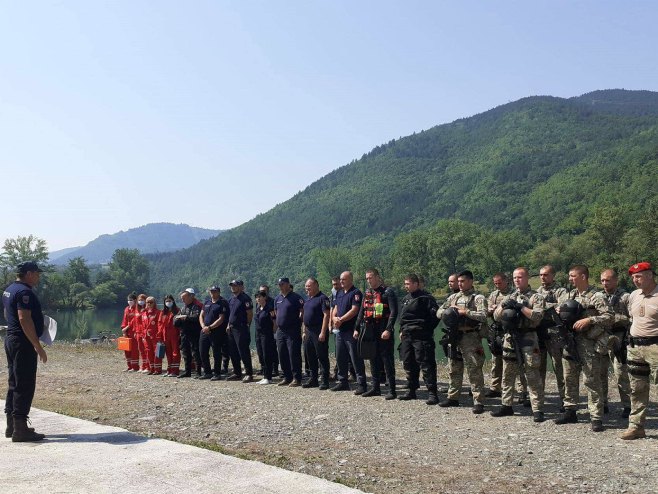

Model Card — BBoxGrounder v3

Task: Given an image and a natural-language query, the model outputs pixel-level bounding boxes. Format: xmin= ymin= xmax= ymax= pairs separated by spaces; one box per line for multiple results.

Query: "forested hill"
xmin=150 ymin=89 xmax=658 ymax=295
xmin=50 ymin=223 xmax=221 ymax=265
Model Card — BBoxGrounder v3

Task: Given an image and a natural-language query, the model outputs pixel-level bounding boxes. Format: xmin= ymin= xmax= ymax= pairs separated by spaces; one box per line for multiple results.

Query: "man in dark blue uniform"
xmin=175 ymin=288 xmax=203 ymax=378
xmin=3 ymin=261 xmax=47 ymax=442
xmin=227 ymin=279 xmax=254 ymax=383
xmin=198 ymin=285 xmax=229 ymax=380
xmin=302 ymin=277 xmax=331 ymax=389
xmin=274 ymin=277 xmax=305 ymax=386
xmin=330 ymin=271 xmax=368 ymax=394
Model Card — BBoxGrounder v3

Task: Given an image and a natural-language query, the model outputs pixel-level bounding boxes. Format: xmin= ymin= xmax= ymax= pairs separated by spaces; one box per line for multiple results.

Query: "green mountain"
xmin=150 ymin=89 xmax=658 ymax=294
xmin=51 ymin=223 xmax=222 ymax=265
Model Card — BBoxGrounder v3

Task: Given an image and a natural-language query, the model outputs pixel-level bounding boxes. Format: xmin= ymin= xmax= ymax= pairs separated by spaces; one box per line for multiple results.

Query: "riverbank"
xmin=2 ymin=343 xmax=657 ymax=493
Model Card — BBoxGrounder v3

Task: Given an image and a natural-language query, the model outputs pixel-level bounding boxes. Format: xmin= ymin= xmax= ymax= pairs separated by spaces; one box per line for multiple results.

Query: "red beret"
xmin=628 ymin=262 xmax=653 ymax=275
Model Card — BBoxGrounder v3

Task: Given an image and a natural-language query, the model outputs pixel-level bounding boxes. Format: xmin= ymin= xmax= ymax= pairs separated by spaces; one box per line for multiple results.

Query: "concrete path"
xmin=0 ymin=403 xmax=364 ymax=493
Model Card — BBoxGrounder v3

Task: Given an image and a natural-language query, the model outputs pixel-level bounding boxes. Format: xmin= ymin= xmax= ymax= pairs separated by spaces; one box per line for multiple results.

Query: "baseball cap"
xmin=229 ymin=279 xmax=244 ymax=286
xmin=209 ymin=285 xmax=220 ymax=292
xmin=183 ymin=288 xmax=195 ymax=295
xmin=17 ymin=261 xmax=43 ymax=275
xmin=628 ymin=262 xmax=654 ymax=275
xmin=277 ymin=277 xmax=290 ymax=285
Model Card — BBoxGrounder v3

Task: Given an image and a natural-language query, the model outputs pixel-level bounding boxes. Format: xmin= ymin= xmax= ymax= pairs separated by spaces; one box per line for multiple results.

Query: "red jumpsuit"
xmin=141 ymin=307 xmax=162 ymax=374
xmin=159 ymin=309 xmax=181 ymax=376
xmin=134 ymin=307 xmax=149 ymax=371
xmin=121 ymin=304 xmax=140 ymax=371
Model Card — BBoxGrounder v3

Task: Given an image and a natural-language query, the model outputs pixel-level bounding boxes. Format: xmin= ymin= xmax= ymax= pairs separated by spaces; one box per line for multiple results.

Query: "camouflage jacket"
xmin=437 ymin=288 xmax=488 ymax=329
xmin=603 ymin=288 xmax=631 ymax=332
xmin=487 ymin=287 xmax=512 ymax=317
xmin=494 ymin=286 xmax=545 ymax=330
xmin=558 ymin=285 xmax=613 ymax=339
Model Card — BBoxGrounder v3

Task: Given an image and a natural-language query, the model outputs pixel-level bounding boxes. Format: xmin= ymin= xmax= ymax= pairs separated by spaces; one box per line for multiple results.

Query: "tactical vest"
xmin=363 ymin=287 xmax=389 ymax=321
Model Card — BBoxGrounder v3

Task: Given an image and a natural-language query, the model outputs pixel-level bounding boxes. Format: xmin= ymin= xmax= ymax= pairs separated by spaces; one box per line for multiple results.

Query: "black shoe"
xmin=198 ymin=374 xmax=212 ymax=380
xmin=302 ymin=380 xmax=319 ymax=389
xmin=319 ymin=382 xmax=329 ymax=390
xmin=426 ymin=392 xmax=439 ymax=406
xmin=178 ymin=372 xmax=191 ymax=379
xmin=533 ymin=412 xmax=545 ymax=423
xmin=210 ymin=375 xmax=222 ymax=381
xmin=591 ymin=420 xmax=604 ymax=432
xmin=398 ymin=390 xmax=417 ymax=401
xmin=11 ymin=418 xmax=45 ymax=442
xmin=277 ymin=379 xmax=292 ymax=387
xmin=330 ymin=382 xmax=350 ymax=392
xmin=353 ymin=385 xmax=367 ymax=395
xmin=604 ymin=404 xmax=610 ymax=414
xmin=472 ymin=404 xmax=485 ymax=414
xmin=554 ymin=409 xmax=578 ymax=425
xmin=385 ymin=392 xmax=397 ymax=400
xmin=622 ymin=407 xmax=631 ymax=419
xmin=362 ymin=387 xmax=381 ymax=397
xmin=485 ymin=389 xmax=502 ymax=398
xmin=490 ymin=405 xmax=514 ymax=417
xmin=439 ymin=399 xmax=460 ymax=408
xmin=225 ymin=374 xmax=242 ymax=381
xmin=193 ymin=372 xmax=203 ymax=379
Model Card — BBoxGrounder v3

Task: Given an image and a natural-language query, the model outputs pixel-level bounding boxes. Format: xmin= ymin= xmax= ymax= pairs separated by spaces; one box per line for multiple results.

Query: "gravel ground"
xmin=2 ymin=343 xmax=657 ymax=494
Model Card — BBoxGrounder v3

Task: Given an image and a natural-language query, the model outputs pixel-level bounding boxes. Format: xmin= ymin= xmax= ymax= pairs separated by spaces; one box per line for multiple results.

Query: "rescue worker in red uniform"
xmin=120 ymin=292 xmax=140 ymax=371
xmin=354 ymin=269 xmax=398 ymax=399
xmin=141 ymin=296 xmax=162 ymax=374
xmin=160 ymin=294 xmax=181 ymax=377
xmin=135 ymin=293 xmax=148 ymax=372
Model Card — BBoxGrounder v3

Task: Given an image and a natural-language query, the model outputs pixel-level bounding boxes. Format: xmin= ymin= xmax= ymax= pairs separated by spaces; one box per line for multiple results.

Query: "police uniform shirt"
xmin=303 ymin=291 xmax=330 ymax=331
xmin=275 ymin=291 xmax=304 ymax=330
xmin=203 ymin=298 xmax=229 ymax=329
xmin=628 ymin=285 xmax=658 ymax=338
xmin=2 ymin=281 xmax=44 ymax=338
xmin=255 ymin=302 xmax=276 ymax=333
xmin=229 ymin=292 xmax=253 ymax=327
xmin=334 ymin=286 xmax=363 ymax=332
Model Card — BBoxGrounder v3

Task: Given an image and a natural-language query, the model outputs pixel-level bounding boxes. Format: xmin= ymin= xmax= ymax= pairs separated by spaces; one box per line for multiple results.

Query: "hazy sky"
xmin=2 ymin=1 xmax=657 ymax=251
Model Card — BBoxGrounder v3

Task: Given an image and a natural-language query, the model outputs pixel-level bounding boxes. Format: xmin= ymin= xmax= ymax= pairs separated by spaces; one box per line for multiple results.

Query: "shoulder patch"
xmin=354 ymin=294 xmax=360 ymax=302
xmin=22 ymin=295 xmax=31 ymax=304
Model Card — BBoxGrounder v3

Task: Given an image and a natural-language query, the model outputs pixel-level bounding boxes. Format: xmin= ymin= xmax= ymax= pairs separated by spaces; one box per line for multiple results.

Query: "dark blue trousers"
xmin=4 ymin=335 xmax=38 ymax=419
xmin=276 ymin=327 xmax=302 ymax=382
xmin=336 ymin=329 xmax=366 ymax=385
xmin=229 ymin=325 xmax=252 ymax=376
xmin=304 ymin=329 xmax=330 ymax=384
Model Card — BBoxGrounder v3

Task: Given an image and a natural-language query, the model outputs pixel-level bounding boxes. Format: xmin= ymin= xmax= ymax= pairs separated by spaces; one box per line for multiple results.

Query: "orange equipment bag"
xmin=117 ymin=337 xmax=132 ymax=351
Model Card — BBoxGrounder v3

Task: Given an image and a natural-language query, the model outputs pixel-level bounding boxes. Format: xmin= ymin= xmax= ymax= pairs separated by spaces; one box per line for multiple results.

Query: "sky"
xmin=1 ymin=1 xmax=657 ymax=252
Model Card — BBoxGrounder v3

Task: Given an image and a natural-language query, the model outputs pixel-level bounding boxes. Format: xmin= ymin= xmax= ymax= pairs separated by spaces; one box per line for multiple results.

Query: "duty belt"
xmin=629 ymin=336 xmax=658 ymax=347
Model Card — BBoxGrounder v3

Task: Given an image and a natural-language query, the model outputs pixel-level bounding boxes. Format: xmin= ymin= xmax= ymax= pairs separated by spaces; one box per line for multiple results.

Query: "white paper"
xmin=39 ymin=315 xmax=57 ymax=345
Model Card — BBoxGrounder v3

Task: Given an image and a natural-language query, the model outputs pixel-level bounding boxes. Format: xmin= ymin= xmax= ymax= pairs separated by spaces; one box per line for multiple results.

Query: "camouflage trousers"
xmin=626 ymin=343 xmax=658 ymax=429
xmin=448 ymin=331 xmax=486 ymax=405
xmin=490 ymin=354 xmax=527 ymax=394
xmin=540 ymin=335 xmax=565 ymax=401
xmin=501 ymin=331 xmax=544 ymax=411
xmin=562 ymin=336 xmax=605 ymax=421
xmin=600 ymin=333 xmax=631 ymax=408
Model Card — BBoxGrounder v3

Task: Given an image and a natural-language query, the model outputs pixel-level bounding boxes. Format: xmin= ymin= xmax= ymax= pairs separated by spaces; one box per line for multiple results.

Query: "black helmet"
xmin=500 ymin=308 xmax=520 ymax=332
xmin=559 ymin=299 xmax=584 ymax=325
xmin=442 ymin=307 xmax=460 ymax=328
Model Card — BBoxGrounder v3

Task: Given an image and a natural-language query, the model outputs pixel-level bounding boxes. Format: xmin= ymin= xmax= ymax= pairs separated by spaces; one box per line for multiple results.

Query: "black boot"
xmin=398 ymin=389 xmax=417 ymax=400
xmin=362 ymin=387 xmax=381 ymax=397
xmin=426 ymin=387 xmax=439 ymax=405
xmin=12 ymin=417 xmax=45 ymax=442
xmin=490 ymin=405 xmax=514 ymax=417
xmin=554 ymin=409 xmax=578 ymax=425
xmin=438 ymin=398 xmax=460 ymax=408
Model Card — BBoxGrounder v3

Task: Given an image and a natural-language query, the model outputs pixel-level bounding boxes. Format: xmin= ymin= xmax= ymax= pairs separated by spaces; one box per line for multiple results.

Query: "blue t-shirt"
xmin=229 ymin=292 xmax=253 ymax=327
xmin=255 ymin=303 xmax=275 ymax=334
xmin=303 ymin=291 xmax=330 ymax=330
xmin=275 ymin=291 xmax=304 ymax=330
xmin=334 ymin=286 xmax=363 ymax=332
xmin=203 ymin=297 xmax=229 ymax=330
xmin=2 ymin=281 xmax=44 ymax=338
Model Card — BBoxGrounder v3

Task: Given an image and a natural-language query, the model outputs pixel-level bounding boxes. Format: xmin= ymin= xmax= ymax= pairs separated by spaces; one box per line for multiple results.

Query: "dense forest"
xmin=147 ymin=90 xmax=658 ymax=296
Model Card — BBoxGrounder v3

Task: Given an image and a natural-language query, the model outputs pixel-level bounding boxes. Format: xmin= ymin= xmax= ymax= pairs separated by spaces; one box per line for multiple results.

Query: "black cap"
xmin=229 ymin=279 xmax=244 ymax=286
xmin=209 ymin=285 xmax=220 ymax=292
xmin=277 ymin=277 xmax=290 ymax=285
xmin=17 ymin=261 xmax=43 ymax=275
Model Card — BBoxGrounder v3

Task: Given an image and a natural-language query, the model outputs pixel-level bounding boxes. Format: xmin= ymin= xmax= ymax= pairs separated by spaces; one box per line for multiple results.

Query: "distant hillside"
xmin=51 ymin=223 xmax=222 ymax=265
xmin=149 ymin=89 xmax=658 ymax=294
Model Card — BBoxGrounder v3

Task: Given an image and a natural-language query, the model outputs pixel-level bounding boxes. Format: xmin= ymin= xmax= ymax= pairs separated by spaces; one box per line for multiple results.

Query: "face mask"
xmin=138 ymin=300 xmax=146 ymax=307
xmin=128 ymin=300 xmax=135 ymax=307
xmin=165 ymin=301 xmax=173 ymax=308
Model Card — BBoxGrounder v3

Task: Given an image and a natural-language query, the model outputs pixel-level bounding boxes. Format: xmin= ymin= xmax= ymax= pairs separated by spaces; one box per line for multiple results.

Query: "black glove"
xmin=502 ymin=299 xmax=523 ymax=312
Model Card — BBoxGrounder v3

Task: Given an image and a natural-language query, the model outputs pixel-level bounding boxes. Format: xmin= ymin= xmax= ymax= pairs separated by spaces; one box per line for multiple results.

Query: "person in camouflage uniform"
xmin=437 ymin=270 xmax=488 ymax=414
xmin=485 ymin=272 xmax=511 ymax=398
xmin=536 ymin=265 xmax=567 ymax=410
xmin=554 ymin=265 xmax=613 ymax=432
xmin=599 ymin=269 xmax=631 ymax=418
xmin=490 ymin=267 xmax=547 ymax=422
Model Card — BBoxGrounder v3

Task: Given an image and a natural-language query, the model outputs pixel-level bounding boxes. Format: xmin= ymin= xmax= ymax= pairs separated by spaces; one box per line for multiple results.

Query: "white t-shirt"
xmin=628 ymin=285 xmax=658 ymax=338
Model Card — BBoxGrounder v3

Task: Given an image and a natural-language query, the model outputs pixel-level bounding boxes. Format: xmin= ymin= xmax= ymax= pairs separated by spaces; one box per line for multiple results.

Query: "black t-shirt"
xmin=334 ymin=286 xmax=363 ymax=332
xmin=303 ymin=291 xmax=330 ymax=329
xmin=229 ymin=292 xmax=253 ymax=327
xmin=203 ymin=297 xmax=229 ymax=330
xmin=2 ymin=281 xmax=44 ymax=338
xmin=255 ymin=302 xmax=275 ymax=334
xmin=275 ymin=291 xmax=304 ymax=330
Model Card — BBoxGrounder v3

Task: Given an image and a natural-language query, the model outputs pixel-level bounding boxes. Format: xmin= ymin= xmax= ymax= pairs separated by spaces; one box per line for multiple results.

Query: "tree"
xmin=0 ymin=235 xmax=49 ymax=286
xmin=65 ymin=257 xmax=91 ymax=287
xmin=108 ymin=249 xmax=150 ymax=299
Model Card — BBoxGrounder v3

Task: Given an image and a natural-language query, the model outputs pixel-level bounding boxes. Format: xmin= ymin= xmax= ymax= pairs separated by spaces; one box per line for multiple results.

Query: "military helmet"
xmin=558 ymin=299 xmax=584 ymax=325
xmin=441 ymin=307 xmax=460 ymax=327
xmin=500 ymin=308 xmax=520 ymax=332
